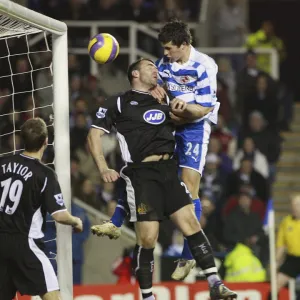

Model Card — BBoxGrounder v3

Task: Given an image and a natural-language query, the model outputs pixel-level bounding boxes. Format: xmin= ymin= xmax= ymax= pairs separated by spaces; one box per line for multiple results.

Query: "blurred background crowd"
xmin=1 ymin=0 xmax=300 ymax=292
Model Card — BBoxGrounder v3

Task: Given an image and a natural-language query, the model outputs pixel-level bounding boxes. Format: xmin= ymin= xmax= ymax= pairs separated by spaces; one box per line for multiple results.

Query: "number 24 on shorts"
xmin=185 ymin=142 xmax=200 ymax=160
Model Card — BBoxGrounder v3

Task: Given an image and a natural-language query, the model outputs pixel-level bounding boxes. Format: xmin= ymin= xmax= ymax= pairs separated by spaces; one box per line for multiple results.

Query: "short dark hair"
xmin=127 ymin=58 xmax=154 ymax=84
xmin=158 ymin=19 xmax=192 ymax=46
xmin=20 ymin=117 xmax=48 ymax=152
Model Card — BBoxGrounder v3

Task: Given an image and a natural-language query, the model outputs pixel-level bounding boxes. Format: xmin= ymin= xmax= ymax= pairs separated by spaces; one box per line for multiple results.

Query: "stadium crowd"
xmin=0 ymin=0 xmax=295 ymax=285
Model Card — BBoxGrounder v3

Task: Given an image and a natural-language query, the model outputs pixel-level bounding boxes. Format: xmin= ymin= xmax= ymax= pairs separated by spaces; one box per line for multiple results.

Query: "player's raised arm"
xmin=87 ymin=96 xmax=120 ymax=183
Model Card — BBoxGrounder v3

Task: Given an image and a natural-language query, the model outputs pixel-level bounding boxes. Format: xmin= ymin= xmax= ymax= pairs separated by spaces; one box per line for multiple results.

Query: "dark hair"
xmin=20 ymin=117 xmax=48 ymax=152
xmin=158 ymin=19 xmax=192 ymax=46
xmin=127 ymin=58 xmax=154 ymax=84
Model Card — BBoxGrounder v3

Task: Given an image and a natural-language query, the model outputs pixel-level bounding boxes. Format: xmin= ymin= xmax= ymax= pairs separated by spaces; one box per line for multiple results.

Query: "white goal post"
xmin=0 ymin=0 xmax=72 ymax=299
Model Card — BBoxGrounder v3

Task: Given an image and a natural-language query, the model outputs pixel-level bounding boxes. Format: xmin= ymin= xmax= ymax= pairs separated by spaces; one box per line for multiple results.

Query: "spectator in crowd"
xmin=89 ymin=0 xmax=120 ymax=20
xmin=58 ymin=0 xmax=90 ymax=20
xmin=200 ymin=196 xmax=223 ymax=252
xmin=223 ymin=184 xmax=266 ymax=222
xmin=200 ymin=153 xmax=226 ymax=205
xmin=121 ymin=0 xmax=157 ymax=22
xmin=214 ymin=0 xmax=246 ymax=71
xmin=233 ymin=137 xmax=269 ymax=179
xmin=70 ymin=97 xmax=92 ymax=128
xmin=35 ymin=51 xmax=53 ymax=110
xmin=76 ymin=178 xmax=99 ymax=209
xmin=246 ymin=21 xmax=286 ymax=74
xmin=226 ymin=158 xmax=269 ymax=203
xmin=223 ymin=192 xmax=265 ymax=247
xmin=208 ymin=136 xmax=233 ymax=176
xmin=217 ymin=57 xmax=236 ymax=108
xmin=0 ymin=110 xmax=22 ymax=146
xmin=70 ymin=113 xmax=89 ymax=151
xmin=13 ymin=57 xmax=32 ymax=109
xmin=1 ymin=133 xmax=22 ymax=155
xmin=81 ymin=75 xmax=108 ymax=114
xmin=214 ymin=0 xmax=246 ymax=48
xmin=210 ymin=114 xmax=237 ymax=158
xmin=236 ymin=50 xmax=276 ymax=123
xmin=223 ymin=238 xmax=266 ymax=282
xmin=69 ymin=75 xmax=83 ymax=105
xmin=75 ymin=142 xmax=101 ymax=186
xmin=239 ymin=111 xmax=282 ymax=180
xmin=71 ymin=156 xmax=85 ymax=195
xmin=270 ymin=194 xmax=300 ymax=299
xmin=216 ymin=79 xmax=232 ymax=123
xmin=68 ymin=54 xmax=82 ymax=78
xmin=243 ymin=74 xmax=279 ymax=129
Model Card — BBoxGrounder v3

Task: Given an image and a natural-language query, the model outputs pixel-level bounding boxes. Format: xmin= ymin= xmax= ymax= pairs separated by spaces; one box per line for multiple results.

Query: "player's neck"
xmin=131 ymin=84 xmax=151 ymax=93
xmin=177 ymin=45 xmax=192 ymax=64
xmin=22 ymin=150 xmax=43 ymax=161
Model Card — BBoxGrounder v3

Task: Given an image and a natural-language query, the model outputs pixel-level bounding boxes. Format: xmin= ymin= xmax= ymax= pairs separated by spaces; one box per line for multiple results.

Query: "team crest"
xmin=54 ymin=193 xmax=65 ymax=206
xmin=180 ymin=76 xmax=190 ymax=84
xmin=137 ymin=203 xmax=148 ymax=215
xmin=96 ymin=107 xmax=107 ymax=119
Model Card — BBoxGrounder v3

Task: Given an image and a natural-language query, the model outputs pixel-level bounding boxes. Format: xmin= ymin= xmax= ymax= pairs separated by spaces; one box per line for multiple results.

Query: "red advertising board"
xmin=16 ymin=282 xmax=289 ymax=300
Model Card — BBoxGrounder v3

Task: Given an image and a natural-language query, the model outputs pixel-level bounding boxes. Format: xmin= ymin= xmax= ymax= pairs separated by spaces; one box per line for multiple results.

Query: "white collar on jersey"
xmin=20 ymin=153 xmax=36 ymax=160
xmin=131 ymin=89 xmax=150 ymax=95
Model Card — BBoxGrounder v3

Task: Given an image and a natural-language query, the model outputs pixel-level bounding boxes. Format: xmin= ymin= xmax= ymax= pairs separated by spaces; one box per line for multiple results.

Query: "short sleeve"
xmin=43 ymin=170 xmax=67 ymax=215
xmin=91 ymin=95 xmax=120 ymax=133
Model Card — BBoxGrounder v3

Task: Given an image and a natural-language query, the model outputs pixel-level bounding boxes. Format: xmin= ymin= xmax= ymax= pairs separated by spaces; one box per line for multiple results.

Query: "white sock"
xmin=144 ymin=296 xmax=155 ymax=300
xmin=207 ymin=274 xmax=221 ymax=287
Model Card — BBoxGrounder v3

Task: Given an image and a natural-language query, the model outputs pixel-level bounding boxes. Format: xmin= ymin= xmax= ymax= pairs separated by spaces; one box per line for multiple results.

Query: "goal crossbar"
xmin=0 ymin=0 xmax=66 ymax=36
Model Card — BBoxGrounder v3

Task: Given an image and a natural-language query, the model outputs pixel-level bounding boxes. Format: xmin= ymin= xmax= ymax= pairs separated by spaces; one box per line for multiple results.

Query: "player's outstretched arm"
xmin=87 ymin=127 xmax=119 ymax=183
xmin=171 ymin=98 xmax=213 ymax=120
xmin=52 ymin=211 xmax=83 ymax=233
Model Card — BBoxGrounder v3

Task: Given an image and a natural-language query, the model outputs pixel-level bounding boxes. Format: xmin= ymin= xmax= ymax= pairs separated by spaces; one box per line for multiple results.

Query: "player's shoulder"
xmin=192 ymin=48 xmax=217 ymax=69
xmin=41 ymin=164 xmax=58 ymax=181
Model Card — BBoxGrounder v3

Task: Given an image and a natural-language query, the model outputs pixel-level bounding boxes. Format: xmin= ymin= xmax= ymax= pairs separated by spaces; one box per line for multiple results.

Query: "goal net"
xmin=0 ymin=1 xmax=72 ymax=299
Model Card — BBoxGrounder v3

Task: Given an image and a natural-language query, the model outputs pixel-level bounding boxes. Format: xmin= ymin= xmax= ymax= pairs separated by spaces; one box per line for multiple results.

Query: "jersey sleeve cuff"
xmin=91 ymin=125 xmax=110 ymax=133
xmin=51 ymin=208 xmax=67 ymax=216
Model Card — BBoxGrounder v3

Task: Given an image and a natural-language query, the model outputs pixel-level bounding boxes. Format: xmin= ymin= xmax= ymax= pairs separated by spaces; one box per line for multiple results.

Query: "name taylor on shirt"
xmin=1 ymin=162 xmax=33 ymax=181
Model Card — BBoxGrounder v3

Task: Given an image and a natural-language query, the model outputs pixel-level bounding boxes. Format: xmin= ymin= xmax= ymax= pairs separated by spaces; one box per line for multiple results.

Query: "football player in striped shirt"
xmin=153 ymin=19 xmax=219 ymax=281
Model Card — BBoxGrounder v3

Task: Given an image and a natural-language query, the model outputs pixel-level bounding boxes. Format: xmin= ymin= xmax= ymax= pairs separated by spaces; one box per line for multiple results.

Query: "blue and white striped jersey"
xmin=156 ymin=46 xmax=220 ymax=124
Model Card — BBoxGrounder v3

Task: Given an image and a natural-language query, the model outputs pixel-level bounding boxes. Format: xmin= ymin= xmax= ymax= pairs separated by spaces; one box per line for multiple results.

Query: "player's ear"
xmin=132 ymin=70 xmax=139 ymax=79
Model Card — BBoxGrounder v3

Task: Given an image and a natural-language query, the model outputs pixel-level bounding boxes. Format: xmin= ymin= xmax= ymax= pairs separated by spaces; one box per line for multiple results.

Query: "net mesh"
xmin=0 ymin=14 xmax=58 ymax=300
xmin=0 ymin=14 xmax=41 ymax=37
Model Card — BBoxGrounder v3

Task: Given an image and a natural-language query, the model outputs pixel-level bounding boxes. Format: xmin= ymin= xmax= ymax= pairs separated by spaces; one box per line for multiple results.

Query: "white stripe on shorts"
xmin=120 ymin=166 xmax=137 ymax=222
xmin=178 ymin=120 xmax=212 ymax=175
xmin=198 ymin=120 xmax=211 ymax=175
xmin=28 ymin=238 xmax=59 ymax=292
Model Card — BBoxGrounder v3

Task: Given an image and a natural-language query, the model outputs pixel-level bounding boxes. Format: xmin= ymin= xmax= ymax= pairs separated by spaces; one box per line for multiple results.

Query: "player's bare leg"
xmin=171 ymin=168 xmax=200 ymax=280
xmin=41 ymin=290 xmax=61 ymax=300
xmin=170 ymin=205 xmax=237 ymax=299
